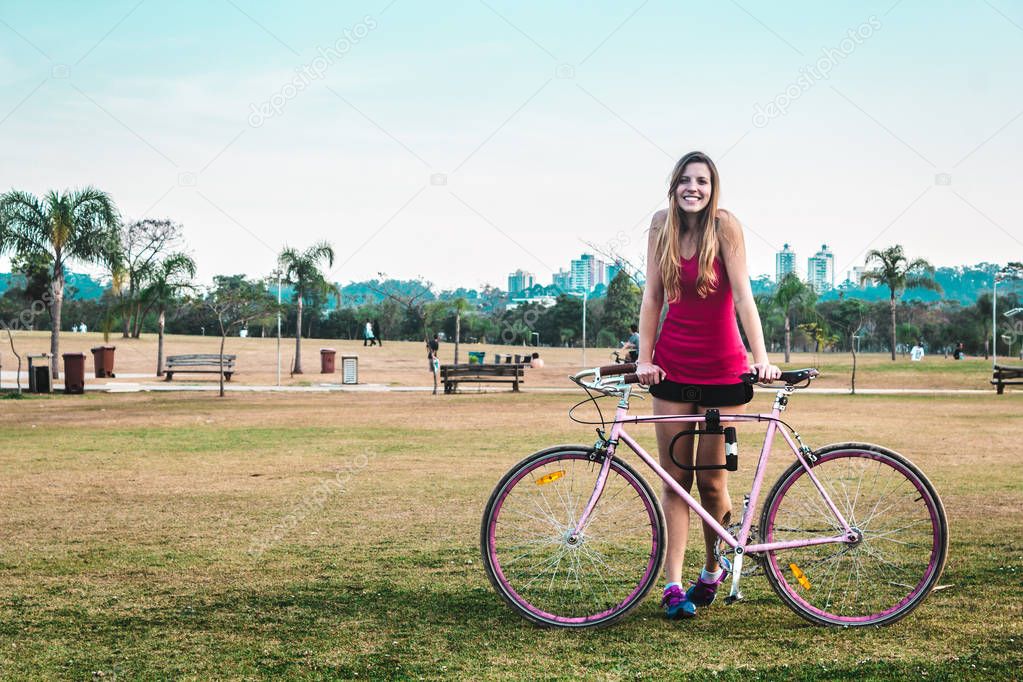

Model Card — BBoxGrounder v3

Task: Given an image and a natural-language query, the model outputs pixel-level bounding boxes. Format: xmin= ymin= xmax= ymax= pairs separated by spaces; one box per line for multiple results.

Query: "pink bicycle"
xmin=481 ymin=364 xmax=949 ymax=628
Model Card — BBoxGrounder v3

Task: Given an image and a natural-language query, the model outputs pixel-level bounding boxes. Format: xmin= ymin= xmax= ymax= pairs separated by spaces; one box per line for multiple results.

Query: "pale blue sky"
xmin=1 ymin=0 xmax=1021 ymax=288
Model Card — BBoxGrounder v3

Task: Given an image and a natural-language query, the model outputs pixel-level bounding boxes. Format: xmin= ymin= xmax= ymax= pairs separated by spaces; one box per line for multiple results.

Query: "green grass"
xmin=1 ymin=391 xmax=1021 ymax=680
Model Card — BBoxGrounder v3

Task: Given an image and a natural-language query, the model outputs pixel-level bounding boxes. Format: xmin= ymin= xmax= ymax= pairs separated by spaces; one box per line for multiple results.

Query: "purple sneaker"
xmin=661 ymin=585 xmax=696 ymax=620
xmin=685 ymin=568 xmax=729 ymax=607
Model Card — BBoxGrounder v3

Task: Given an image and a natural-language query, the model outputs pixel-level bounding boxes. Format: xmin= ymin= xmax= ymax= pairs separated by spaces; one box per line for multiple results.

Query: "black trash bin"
xmin=27 ymin=354 xmax=52 ymax=393
xmin=31 ymin=365 xmax=51 ymax=393
xmin=62 ymin=352 xmax=86 ymax=394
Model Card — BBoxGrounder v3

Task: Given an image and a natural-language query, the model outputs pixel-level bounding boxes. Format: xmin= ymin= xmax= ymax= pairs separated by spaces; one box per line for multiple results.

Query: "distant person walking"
xmin=953 ymin=342 xmax=965 ymax=360
xmin=363 ymin=320 xmax=377 ymax=347
xmin=427 ymin=333 xmax=441 ymax=394
xmin=427 ymin=334 xmax=440 ymax=370
xmin=910 ymin=342 xmax=924 ymax=362
xmin=373 ymin=320 xmax=383 ymax=346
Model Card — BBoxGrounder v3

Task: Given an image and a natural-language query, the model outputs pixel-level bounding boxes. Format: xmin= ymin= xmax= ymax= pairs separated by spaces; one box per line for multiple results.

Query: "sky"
xmin=1 ymin=0 xmax=1021 ymax=290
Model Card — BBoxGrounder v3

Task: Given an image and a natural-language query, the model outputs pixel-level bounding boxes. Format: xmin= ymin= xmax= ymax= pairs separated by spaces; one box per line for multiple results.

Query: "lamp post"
xmin=273 ymin=268 xmax=282 ymax=387
xmin=565 ymin=289 xmax=588 ymax=367
xmin=993 ymin=272 xmax=1000 ymax=372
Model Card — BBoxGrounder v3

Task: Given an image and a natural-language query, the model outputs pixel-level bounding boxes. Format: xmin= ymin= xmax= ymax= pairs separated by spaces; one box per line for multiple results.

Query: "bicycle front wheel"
xmin=760 ymin=442 xmax=948 ymax=627
xmin=481 ymin=445 xmax=665 ymax=628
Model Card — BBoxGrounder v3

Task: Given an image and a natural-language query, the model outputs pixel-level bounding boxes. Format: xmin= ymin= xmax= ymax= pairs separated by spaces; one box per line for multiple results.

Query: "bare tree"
xmin=365 ymin=273 xmax=436 ymax=339
xmin=0 ymin=320 xmax=22 ymax=394
xmin=582 ymin=239 xmax=645 ymax=289
xmin=202 ymin=276 xmax=277 ymax=397
xmin=116 ymin=219 xmax=185 ymax=338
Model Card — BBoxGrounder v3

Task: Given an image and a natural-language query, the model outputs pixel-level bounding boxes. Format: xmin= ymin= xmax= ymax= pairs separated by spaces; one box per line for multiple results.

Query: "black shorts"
xmin=648 ymin=379 xmax=753 ymax=407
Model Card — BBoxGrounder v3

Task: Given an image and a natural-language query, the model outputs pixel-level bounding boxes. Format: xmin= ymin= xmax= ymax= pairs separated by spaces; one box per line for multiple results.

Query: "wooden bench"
xmin=441 ymin=363 xmax=524 ymax=394
xmin=991 ymin=364 xmax=1023 ymax=394
xmin=165 ymin=354 xmax=236 ymax=381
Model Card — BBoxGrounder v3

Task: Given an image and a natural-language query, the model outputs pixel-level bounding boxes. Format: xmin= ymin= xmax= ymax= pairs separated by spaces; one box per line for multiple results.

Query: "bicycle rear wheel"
xmin=760 ymin=442 xmax=948 ymax=627
xmin=481 ymin=445 xmax=665 ymax=628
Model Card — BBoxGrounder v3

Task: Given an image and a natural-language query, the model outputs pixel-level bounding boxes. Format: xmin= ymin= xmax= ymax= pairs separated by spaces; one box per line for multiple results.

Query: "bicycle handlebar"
xmin=740 ymin=368 xmax=820 ymax=386
xmin=597 ymin=363 xmax=636 ymax=376
xmin=573 ymin=366 xmax=819 ymax=393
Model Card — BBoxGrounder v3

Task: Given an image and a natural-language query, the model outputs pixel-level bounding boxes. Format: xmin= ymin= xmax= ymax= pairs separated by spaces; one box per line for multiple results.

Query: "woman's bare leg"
xmin=653 ymin=396 xmax=698 ymax=585
xmin=693 ymin=403 xmax=747 ymax=572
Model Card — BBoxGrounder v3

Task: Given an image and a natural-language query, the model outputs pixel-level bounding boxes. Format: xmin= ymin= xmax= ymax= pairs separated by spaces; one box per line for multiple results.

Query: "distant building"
xmin=568 ymin=253 xmax=608 ymax=292
xmin=807 ymin=244 xmax=835 ymax=292
xmin=570 ymin=254 xmax=592 ymax=292
xmin=606 ymin=261 xmax=623 ymax=283
xmin=845 ymin=266 xmax=866 ymax=287
xmin=776 ymin=243 xmax=797 ymax=282
xmin=507 ymin=269 xmax=535 ymax=295
xmin=552 ymin=269 xmax=573 ymax=292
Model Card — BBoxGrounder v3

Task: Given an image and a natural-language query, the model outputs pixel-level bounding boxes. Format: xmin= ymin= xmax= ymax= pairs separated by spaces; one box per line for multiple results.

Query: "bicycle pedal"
xmin=724 ymin=592 xmax=744 ymax=605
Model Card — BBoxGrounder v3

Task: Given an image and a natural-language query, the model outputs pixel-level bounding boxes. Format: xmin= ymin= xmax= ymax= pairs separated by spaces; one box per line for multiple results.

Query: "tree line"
xmin=2 ymin=186 xmax=1021 ymax=386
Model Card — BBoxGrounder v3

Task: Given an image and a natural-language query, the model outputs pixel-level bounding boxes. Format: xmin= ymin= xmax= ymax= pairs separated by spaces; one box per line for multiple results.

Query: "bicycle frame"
xmin=571 ymin=385 xmax=859 ymax=599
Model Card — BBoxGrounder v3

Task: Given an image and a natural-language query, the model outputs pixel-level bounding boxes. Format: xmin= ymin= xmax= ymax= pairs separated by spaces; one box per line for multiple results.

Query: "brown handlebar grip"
xmin=598 ymin=363 xmax=637 ymax=376
xmin=622 ymin=373 xmax=641 ymax=384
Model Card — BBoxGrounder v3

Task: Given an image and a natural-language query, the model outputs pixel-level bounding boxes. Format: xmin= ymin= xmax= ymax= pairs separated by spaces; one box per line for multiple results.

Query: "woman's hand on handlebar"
xmin=635 ymin=361 xmax=665 ymax=385
xmin=750 ymin=361 xmax=782 ymax=383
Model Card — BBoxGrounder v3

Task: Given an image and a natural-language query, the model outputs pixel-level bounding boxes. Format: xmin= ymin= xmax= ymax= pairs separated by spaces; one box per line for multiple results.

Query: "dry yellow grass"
xmin=1 ymin=388 xmax=1021 ymax=678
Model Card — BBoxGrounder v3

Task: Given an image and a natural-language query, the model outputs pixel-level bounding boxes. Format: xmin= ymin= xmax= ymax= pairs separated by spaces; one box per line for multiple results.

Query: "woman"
xmin=635 ymin=151 xmax=781 ymax=620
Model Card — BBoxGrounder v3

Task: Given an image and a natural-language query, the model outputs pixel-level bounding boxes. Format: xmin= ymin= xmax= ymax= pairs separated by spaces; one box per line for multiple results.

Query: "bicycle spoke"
xmin=762 ymin=450 xmax=944 ymax=625
xmin=487 ymin=452 xmax=659 ymax=624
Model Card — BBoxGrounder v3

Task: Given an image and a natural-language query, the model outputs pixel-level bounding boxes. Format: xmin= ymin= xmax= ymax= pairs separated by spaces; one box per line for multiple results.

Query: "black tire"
xmin=480 ymin=445 xmax=666 ymax=629
xmin=759 ymin=442 xmax=949 ymax=627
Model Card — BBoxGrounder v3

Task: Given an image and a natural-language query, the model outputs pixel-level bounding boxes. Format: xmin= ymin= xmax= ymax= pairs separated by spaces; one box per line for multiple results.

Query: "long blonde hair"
xmin=656 ymin=151 xmax=721 ymax=301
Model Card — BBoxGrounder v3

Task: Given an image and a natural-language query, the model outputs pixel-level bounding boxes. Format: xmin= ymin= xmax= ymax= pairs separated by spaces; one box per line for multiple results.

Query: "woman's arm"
xmin=718 ymin=210 xmax=781 ymax=381
xmin=636 ymin=211 xmax=667 ymax=385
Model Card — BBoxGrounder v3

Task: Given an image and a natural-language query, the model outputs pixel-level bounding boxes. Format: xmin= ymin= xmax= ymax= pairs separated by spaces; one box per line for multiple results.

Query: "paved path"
xmin=0 ymin=370 xmax=1005 ymax=396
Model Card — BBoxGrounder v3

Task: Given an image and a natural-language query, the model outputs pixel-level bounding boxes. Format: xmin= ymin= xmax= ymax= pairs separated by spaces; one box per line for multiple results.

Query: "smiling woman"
xmin=635 ymin=151 xmax=781 ymax=620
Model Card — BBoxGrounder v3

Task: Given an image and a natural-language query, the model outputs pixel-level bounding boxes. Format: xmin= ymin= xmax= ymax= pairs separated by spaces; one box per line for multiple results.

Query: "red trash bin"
xmin=90 ymin=345 xmax=116 ymax=378
xmin=320 ymin=348 xmax=337 ymax=374
xmin=63 ymin=352 xmax=86 ymax=394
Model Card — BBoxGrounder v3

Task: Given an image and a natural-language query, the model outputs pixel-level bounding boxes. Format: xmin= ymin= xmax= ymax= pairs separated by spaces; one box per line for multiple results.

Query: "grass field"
xmin=1 ymin=329 xmax=1016 ymax=391
xmin=2 ymin=387 xmax=1021 ymax=680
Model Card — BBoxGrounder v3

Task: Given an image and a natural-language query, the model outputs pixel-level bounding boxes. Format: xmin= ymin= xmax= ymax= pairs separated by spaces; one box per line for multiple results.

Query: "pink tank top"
xmin=652 ymin=256 xmax=750 ymax=385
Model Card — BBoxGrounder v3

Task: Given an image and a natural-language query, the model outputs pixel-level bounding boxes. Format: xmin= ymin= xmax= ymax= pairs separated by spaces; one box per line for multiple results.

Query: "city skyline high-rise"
xmin=807 ymin=244 xmax=835 ymax=292
xmin=507 ymin=269 xmax=535 ymax=295
xmin=776 ymin=244 xmax=797 ymax=282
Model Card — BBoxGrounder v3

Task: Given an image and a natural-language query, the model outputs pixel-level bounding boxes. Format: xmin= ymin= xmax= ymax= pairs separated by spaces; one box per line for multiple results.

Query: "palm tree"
xmin=278 ymin=242 xmax=336 ymax=374
xmin=861 ymin=245 xmax=942 ymax=361
xmin=0 ymin=188 xmax=119 ymax=378
xmin=771 ymin=273 xmax=816 ymax=363
xmin=140 ymin=253 xmax=197 ymax=376
xmin=451 ymin=297 xmax=471 ymax=364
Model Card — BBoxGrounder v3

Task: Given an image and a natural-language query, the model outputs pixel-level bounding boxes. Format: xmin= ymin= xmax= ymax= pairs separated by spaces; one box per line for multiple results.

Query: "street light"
xmin=993 ymin=269 xmax=1022 ymax=371
xmin=272 ymin=268 xmax=282 ymax=387
xmin=564 ymin=289 xmax=588 ymax=367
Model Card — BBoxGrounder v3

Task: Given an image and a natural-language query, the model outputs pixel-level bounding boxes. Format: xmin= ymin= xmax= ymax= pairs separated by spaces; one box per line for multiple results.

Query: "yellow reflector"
xmin=536 ymin=471 xmax=566 ymax=485
xmin=789 ymin=563 xmax=811 ymax=590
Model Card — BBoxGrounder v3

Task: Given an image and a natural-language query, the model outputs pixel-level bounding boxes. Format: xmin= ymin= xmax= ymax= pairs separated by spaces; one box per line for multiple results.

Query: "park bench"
xmin=991 ymin=364 xmax=1023 ymax=394
xmin=165 ymin=354 xmax=236 ymax=382
xmin=441 ymin=363 xmax=524 ymax=394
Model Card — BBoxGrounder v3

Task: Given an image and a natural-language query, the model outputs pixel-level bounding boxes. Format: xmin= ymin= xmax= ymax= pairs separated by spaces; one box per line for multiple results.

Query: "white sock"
xmin=700 ymin=567 xmax=723 ymax=583
xmin=664 ymin=582 xmax=682 ymax=591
